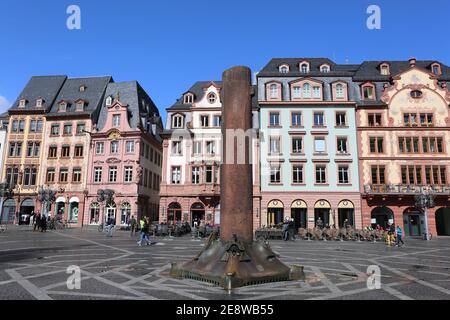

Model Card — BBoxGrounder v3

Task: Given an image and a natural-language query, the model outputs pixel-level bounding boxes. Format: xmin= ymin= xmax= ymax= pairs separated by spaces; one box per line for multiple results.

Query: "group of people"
xmin=386 ymin=223 xmax=405 ymax=247
xmin=31 ymin=212 xmax=48 ymax=232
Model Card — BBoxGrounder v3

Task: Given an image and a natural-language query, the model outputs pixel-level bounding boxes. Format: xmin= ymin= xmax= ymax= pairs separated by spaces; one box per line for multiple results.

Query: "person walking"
xmin=106 ymin=217 xmax=115 ymax=237
xmin=40 ymin=215 xmax=47 ymax=232
xmin=130 ymin=215 xmax=137 ymax=237
xmin=33 ymin=213 xmax=41 ymax=232
xmin=288 ymin=218 xmax=295 ymax=241
xmin=138 ymin=217 xmax=147 ymax=246
xmin=395 ymin=225 xmax=405 ymax=247
xmin=282 ymin=218 xmax=289 ymax=241
xmin=138 ymin=217 xmax=151 ymax=246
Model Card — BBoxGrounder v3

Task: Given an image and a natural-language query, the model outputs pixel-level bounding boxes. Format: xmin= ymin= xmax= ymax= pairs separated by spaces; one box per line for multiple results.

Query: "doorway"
xmin=371 ymin=206 xmax=394 ymax=229
xmin=291 ymin=208 xmax=307 ymax=230
xmin=403 ymin=208 xmax=424 ymax=237
xmin=435 ymin=208 xmax=450 ymax=236
xmin=191 ymin=203 xmax=205 ymax=226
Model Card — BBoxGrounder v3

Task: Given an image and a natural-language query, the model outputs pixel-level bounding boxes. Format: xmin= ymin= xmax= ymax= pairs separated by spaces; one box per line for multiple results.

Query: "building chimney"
xmin=409 ymin=57 xmax=417 ymax=67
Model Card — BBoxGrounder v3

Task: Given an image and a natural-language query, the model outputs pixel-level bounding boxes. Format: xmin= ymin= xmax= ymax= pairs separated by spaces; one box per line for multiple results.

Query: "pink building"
xmin=84 ymin=81 xmax=163 ymax=226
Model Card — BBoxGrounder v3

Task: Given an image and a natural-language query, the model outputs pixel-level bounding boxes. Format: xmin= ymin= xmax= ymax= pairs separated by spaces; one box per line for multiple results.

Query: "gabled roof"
xmin=9 ymin=76 xmax=67 ymax=112
xmin=47 ymin=76 xmax=112 ymax=117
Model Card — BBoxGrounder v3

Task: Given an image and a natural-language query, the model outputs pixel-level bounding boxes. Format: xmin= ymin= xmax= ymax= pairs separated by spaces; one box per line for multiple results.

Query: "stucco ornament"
xmin=135 ymin=166 xmax=143 ymax=183
xmin=108 ymin=131 xmax=121 ymax=140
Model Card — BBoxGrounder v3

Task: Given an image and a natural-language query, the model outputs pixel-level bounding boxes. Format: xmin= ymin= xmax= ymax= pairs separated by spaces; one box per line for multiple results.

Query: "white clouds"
xmin=0 ymin=95 xmax=11 ymax=112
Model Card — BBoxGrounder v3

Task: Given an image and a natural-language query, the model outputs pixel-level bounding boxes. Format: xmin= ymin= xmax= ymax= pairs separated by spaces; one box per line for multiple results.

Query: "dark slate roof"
xmin=257 ymin=58 xmax=358 ymax=77
xmin=97 ymin=81 xmax=162 ymax=131
xmin=167 ymin=81 xmax=259 ymax=111
xmin=353 ymin=60 xmax=450 ymax=81
xmin=0 ymin=112 xmax=8 ymax=119
xmin=47 ymin=76 xmax=112 ymax=118
xmin=9 ymin=76 xmax=67 ymax=112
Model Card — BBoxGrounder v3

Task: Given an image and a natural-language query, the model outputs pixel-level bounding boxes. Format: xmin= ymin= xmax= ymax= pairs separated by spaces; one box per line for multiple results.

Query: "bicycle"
xmin=97 ymin=223 xmax=104 ymax=232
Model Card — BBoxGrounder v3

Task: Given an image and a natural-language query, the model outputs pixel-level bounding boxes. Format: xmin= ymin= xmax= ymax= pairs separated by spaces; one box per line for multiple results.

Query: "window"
xmin=313 ymin=86 xmax=321 ymax=98
xmin=113 ymin=115 xmax=121 ymax=127
xmin=336 ymin=112 xmax=346 ymax=126
xmin=293 ymin=87 xmax=301 ymax=98
xmin=150 ymin=148 xmax=154 ymax=162
xmin=74 ymin=145 xmax=83 ymax=157
xmin=422 ymin=137 xmax=444 ymax=153
xmin=336 ymin=84 xmax=344 ymax=99
xmin=302 ymin=83 xmax=311 ymax=98
xmin=59 ymin=169 xmax=69 ymax=183
xmin=193 ymin=141 xmax=202 ymax=155
xmin=46 ymin=168 xmax=55 ymax=183
xmin=292 ymin=165 xmax=303 ymax=184
xmin=19 ymin=99 xmax=26 ymax=108
xmin=76 ymin=123 xmax=86 ymax=135
xmin=51 ymin=124 xmax=60 ymax=136
xmin=380 ymin=65 xmax=389 ymax=75
xmin=269 ymin=136 xmax=281 ymax=154
xmin=411 ymin=90 xmax=423 ymax=99
xmin=145 ymin=144 xmax=149 ymax=159
xmin=369 ymin=137 xmax=383 ymax=153
xmin=398 ymin=137 xmax=419 ymax=153
xmin=338 ymin=166 xmax=349 ymax=184
xmin=143 ymin=169 xmax=148 ymax=187
xmin=424 ymin=166 xmax=446 ymax=185
xmin=124 ymin=166 xmax=133 ymax=183
xmin=171 ymin=166 xmax=181 ymax=184
xmin=404 ymin=113 xmax=418 ymax=126
xmin=19 ymin=120 xmax=25 ymax=133
xmin=401 ymin=166 xmax=422 ymax=185
xmin=314 ymin=137 xmax=326 ymax=153
xmin=313 ymin=112 xmax=324 ymax=126
xmin=207 ymin=93 xmax=217 ymax=104
xmin=192 ymin=167 xmax=201 ymax=184
xmin=27 ymin=142 xmax=34 ymax=157
xmin=206 ymin=141 xmax=215 ymax=154
xmin=292 ymin=137 xmax=303 ymax=154
xmin=420 ymin=113 xmax=433 ymax=127
xmin=300 ymin=63 xmax=309 ymax=73
xmin=23 ymin=168 xmax=31 ymax=186
xmin=48 ymin=146 xmax=57 ymax=158
xmin=213 ymin=115 xmax=222 ymax=127
xmin=63 ymin=124 xmax=72 ymax=135
xmin=29 ymin=120 xmax=43 ymax=133
xmin=270 ymin=165 xmax=281 ymax=183
xmin=126 ymin=141 xmax=134 ymax=153
xmin=269 ymin=112 xmax=280 ymax=126
xmin=96 ymin=142 xmax=104 ymax=154
xmin=94 ymin=167 xmax=102 ymax=183
xmin=291 ymin=112 xmax=302 ymax=126
xmin=200 ymin=115 xmax=209 ymax=127
xmin=110 ymin=141 xmax=119 ymax=154
xmin=109 ymin=167 xmax=118 ymax=183
xmin=206 ymin=166 xmax=213 ymax=183
xmin=371 ymin=166 xmax=385 ymax=184
xmin=73 ymin=168 xmax=82 ymax=183
xmin=270 ymin=84 xmax=278 ymax=99
xmin=279 ymin=65 xmax=289 ymax=73
xmin=320 ymin=65 xmax=330 ymax=73
xmin=315 ymin=165 xmax=327 ymax=184
xmin=11 ymin=120 xmax=19 ymax=133
xmin=61 ymin=145 xmax=70 ymax=158
xmin=368 ymin=113 xmax=382 ymax=127
xmin=432 ymin=64 xmax=441 ymax=75
xmin=106 ymin=96 xmax=113 ymax=106
xmin=172 ymin=141 xmax=182 ymax=155
xmin=5 ymin=167 xmax=19 ymax=186
xmin=362 ymin=84 xmax=375 ymax=100
xmin=337 ymin=138 xmax=348 ymax=153
xmin=171 ymin=114 xmax=184 ymax=129
xmin=183 ymin=94 xmax=194 ymax=104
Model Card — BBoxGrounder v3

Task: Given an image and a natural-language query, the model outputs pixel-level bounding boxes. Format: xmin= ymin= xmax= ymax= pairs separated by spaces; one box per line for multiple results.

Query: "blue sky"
xmin=1 ymin=0 xmax=449 ymax=122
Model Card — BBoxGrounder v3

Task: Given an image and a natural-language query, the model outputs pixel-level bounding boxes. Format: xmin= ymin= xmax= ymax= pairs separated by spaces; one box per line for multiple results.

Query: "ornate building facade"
xmin=158 ymin=81 xmax=261 ymax=230
xmin=257 ymin=58 xmax=362 ymax=230
xmin=84 ymin=81 xmax=163 ymax=226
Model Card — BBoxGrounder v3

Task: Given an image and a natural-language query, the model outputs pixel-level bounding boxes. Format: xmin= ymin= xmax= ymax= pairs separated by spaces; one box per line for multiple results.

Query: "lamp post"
xmin=415 ymin=191 xmax=435 ymax=240
xmin=0 ymin=182 xmax=14 ymax=223
xmin=37 ymin=186 xmax=57 ymax=218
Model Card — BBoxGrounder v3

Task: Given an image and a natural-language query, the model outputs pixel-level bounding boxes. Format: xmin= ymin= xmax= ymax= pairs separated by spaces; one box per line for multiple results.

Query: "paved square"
xmin=0 ymin=226 xmax=449 ymax=300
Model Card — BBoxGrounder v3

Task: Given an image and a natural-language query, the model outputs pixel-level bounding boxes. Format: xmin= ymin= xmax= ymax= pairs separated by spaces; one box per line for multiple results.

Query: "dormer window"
xmin=106 ymin=96 xmax=113 ymax=106
xmin=279 ymin=64 xmax=289 ymax=74
xmin=171 ymin=114 xmax=184 ymax=129
xmin=300 ymin=62 xmax=309 ymax=73
xmin=207 ymin=93 xmax=217 ymax=104
xmin=58 ymin=102 xmax=67 ymax=112
xmin=320 ymin=64 xmax=330 ymax=73
xmin=332 ymin=81 xmax=348 ymax=101
xmin=75 ymin=100 xmax=85 ymax=112
xmin=380 ymin=63 xmax=390 ymax=75
xmin=36 ymin=98 xmax=43 ymax=108
xmin=362 ymin=83 xmax=376 ymax=100
xmin=431 ymin=63 xmax=441 ymax=75
xmin=79 ymin=85 xmax=87 ymax=92
xmin=19 ymin=99 xmax=26 ymax=108
xmin=183 ymin=93 xmax=194 ymax=104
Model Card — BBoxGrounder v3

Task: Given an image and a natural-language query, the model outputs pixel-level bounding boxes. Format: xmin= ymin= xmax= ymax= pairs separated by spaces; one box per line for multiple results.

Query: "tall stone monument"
xmin=171 ymin=66 xmax=304 ymax=290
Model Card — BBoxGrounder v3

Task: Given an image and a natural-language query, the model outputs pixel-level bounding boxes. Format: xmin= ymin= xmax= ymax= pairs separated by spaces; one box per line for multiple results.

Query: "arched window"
xmin=106 ymin=96 xmax=112 ymax=106
xmin=183 ymin=93 xmax=194 ymax=104
xmin=302 ymin=83 xmax=311 ymax=98
xmin=279 ymin=65 xmax=289 ymax=73
xmin=300 ymin=63 xmax=309 ymax=73
xmin=431 ymin=63 xmax=441 ymax=75
xmin=171 ymin=114 xmax=184 ymax=129
xmin=121 ymin=202 xmax=131 ymax=225
xmin=380 ymin=65 xmax=389 ymax=75
xmin=207 ymin=93 xmax=217 ymax=104
xmin=362 ymin=83 xmax=376 ymax=100
xmin=320 ymin=65 xmax=330 ymax=73
xmin=270 ymin=84 xmax=278 ymax=99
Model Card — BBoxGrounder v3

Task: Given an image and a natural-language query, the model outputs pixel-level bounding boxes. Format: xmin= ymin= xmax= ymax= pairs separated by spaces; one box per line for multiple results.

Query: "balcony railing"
xmin=363 ymin=184 xmax=450 ymax=195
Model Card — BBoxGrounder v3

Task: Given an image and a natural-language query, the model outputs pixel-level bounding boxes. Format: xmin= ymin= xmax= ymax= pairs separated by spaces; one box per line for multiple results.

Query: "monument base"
xmin=170 ymin=233 xmax=305 ymax=290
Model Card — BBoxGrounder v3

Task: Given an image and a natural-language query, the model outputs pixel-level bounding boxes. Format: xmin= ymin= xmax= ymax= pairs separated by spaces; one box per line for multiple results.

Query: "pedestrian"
xmin=316 ymin=217 xmax=324 ymax=229
xmin=33 ymin=213 xmax=41 ymax=231
xmin=387 ymin=223 xmax=395 ymax=245
xmin=40 ymin=215 xmax=47 ymax=232
xmin=138 ymin=217 xmax=151 ymax=246
xmin=130 ymin=215 xmax=137 ymax=237
xmin=106 ymin=217 xmax=115 ymax=237
xmin=395 ymin=225 xmax=405 ymax=247
xmin=288 ymin=218 xmax=295 ymax=241
xmin=138 ymin=217 xmax=147 ymax=246
xmin=282 ymin=218 xmax=289 ymax=241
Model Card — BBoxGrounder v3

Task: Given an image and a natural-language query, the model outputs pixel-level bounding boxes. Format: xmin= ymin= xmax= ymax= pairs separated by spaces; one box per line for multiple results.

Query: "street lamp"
xmin=415 ymin=191 xmax=435 ymax=241
xmin=37 ymin=186 xmax=58 ymax=218
xmin=0 ymin=182 xmax=14 ymax=223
